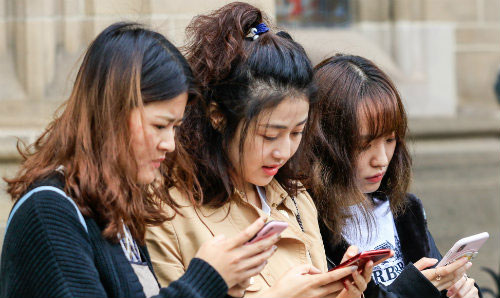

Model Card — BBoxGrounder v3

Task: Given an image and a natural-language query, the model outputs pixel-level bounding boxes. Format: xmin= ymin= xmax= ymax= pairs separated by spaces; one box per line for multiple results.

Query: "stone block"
xmin=20 ymin=0 xmax=58 ymax=18
xmin=0 ymin=23 xmax=6 ymax=55
xmin=150 ymin=18 xmax=175 ymax=42
xmin=457 ymin=51 xmax=500 ymax=106
xmin=63 ymin=19 xmax=83 ymax=53
xmin=85 ymin=0 xmax=151 ymax=15
xmin=170 ymin=17 xmax=193 ymax=46
xmin=484 ymin=0 xmax=500 ymax=22
xmin=62 ymin=0 xmax=85 ymax=16
xmin=14 ymin=20 xmax=57 ymax=100
xmin=393 ymin=0 xmax=425 ymax=21
xmin=150 ymin=0 xmax=274 ymax=17
xmin=422 ymin=0 xmax=477 ymax=22
xmin=355 ymin=0 xmax=390 ymax=22
xmin=457 ymin=26 xmax=500 ymax=45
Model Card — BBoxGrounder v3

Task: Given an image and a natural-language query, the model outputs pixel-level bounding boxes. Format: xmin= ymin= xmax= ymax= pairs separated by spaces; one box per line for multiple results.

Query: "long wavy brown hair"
xmin=181 ymin=2 xmax=319 ymax=206
xmin=4 ymin=22 xmax=199 ymax=244
xmin=311 ymin=54 xmax=412 ymax=246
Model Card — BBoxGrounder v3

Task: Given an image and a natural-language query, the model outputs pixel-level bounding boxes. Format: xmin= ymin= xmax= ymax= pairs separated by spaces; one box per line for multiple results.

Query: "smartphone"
xmin=329 ymin=249 xmax=393 ymax=272
xmin=246 ymin=220 xmax=288 ymax=244
xmin=437 ymin=232 xmax=489 ymax=267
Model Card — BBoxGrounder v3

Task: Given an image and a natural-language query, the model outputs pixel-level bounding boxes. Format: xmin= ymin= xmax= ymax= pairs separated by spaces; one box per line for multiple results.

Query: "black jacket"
xmin=1 ymin=174 xmax=228 ymax=298
xmin=321 ymin=194 xmax=482 ymax=298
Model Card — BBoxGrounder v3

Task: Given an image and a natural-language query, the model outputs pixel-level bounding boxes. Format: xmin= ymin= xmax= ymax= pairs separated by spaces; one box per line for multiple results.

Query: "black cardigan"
xmin=0 ymin=175 xmax=228 ymax=298
xmin=320 ymin=194 xmax=482 ymax=298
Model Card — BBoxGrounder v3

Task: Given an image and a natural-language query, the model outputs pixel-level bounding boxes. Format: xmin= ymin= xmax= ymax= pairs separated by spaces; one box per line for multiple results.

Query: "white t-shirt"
xmin=342 ymin=198 xmax=405 ymax=286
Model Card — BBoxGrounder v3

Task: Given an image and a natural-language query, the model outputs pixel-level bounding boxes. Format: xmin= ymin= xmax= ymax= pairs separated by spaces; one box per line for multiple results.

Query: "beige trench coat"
xmin=146 ymin=179 xmax=328 ymax=297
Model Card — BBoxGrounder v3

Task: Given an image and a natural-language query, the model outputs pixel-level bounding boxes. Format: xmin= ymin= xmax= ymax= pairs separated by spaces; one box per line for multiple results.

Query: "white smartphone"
xmin=437 ymin=232 xmax=489 ymax=267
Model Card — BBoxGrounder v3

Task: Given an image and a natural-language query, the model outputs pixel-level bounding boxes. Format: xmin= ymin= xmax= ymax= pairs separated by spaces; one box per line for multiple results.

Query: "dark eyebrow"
xmin=258 ymin=118 xmax=308 ymax=130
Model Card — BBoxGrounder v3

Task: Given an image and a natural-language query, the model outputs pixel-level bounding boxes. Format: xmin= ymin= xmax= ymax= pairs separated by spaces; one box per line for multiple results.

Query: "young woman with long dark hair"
xmin=311 ymin=54 xmax=481 ymax=298
xmin=0 ymin=22 xmax=278 ymax=298
xmin=146 ymin=3 xmax=374 ymax=298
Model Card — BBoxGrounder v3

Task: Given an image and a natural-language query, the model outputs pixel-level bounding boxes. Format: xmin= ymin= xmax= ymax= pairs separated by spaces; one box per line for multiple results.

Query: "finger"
xmin=449 ymin=263 xmax=472 ymax=285
xmin=447 ymin=276 xmax=466 ymax=294
xmin=315 ymin=266 xmax=358 ymax=287
xmin=456 ymin=278 xmax=475 ymax=298
xmin=240 ymin=260 xmax=268 ymax=281
xmin=440 ymin=271 xmax=468 ymax=291
xmin=462 ymin=281 xmax=478 ymax=298
xmin=238 ymin=245 xmax=277 ymax=271
xmin=343 ymin=277 xmax=362 ymax=297
xmin=362 ymin=260 xmax=374 ymax=282
xmin=439 ymin=258 xmax=469 ymax=276
xmin=229 ymin=217 xmax=267 ymax=248
xmin=414 ymin=257 xmax=439 ymax=271
xmin=352 ymin=269 xmax=368 ymax=292
xmin=239 ymin=278 xmax=251 ymax=289
xmin=239 ymin=233 xmax=280 ymax=258
xmin=341 ymin=246 xmax=359 ymax=263
xmin=317 ymin=280 xmax=344 ymax=297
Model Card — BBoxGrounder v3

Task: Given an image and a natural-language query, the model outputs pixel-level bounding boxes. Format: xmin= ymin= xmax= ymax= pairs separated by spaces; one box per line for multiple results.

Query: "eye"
xmin=263 ymin=135 xmax=277 ymax=141
xmin=291 ymin=131 xmax=303 ymax=137
xmin=386 ymin=137 xmax=396 ymax=143
xmin=154 ymin=125 xmax=166 ymax=130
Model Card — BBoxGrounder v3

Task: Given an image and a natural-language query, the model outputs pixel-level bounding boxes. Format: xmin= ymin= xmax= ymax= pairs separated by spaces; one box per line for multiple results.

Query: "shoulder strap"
xmin=6 ymin=186 xmax=88 ymax=233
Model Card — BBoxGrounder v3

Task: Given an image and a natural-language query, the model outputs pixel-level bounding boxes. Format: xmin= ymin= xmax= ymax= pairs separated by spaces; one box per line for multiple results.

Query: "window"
xmin=276 ymin=0 xmax=352 ymax=27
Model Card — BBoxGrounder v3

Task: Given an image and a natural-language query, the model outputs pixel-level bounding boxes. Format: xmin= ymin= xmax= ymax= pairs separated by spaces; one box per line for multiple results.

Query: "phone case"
xmin=329 ymin=249 xmax=392 ymax=271
xmin=246 ymin=220 xmax=288 ymax=244
xmin=437 ymin=232 xmax=489 ymax=267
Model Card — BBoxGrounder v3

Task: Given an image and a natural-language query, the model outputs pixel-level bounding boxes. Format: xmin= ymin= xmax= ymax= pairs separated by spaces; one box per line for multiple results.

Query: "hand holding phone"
xmin=329 ymin=249 xmax=393 ymax=272
xmin=437 ymin=232 xmax=489 ymax=267
xmin=246 ymin=220 xmax=288 ymax=244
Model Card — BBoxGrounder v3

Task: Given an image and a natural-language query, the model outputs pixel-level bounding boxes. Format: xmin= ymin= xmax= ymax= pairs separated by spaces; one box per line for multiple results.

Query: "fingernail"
xmin=350 ymin=265 xmax=358 ymax=272
xmin=447 ymin=290 xmax=453 ymax=297
xmin=466 ymin=262 xmax=472 ymax=269
xmin=272 ymin=245 xmax=278 ymax=251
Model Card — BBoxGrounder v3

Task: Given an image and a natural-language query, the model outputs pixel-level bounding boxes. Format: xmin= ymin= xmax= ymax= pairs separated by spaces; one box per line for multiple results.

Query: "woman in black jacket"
xmin=310 ymin=54 xmax=481 ymax=298
xmin=0 ymin=22 xmax=278 ymax=298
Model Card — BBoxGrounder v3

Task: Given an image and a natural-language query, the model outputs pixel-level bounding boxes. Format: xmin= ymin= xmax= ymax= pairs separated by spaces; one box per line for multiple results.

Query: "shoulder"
xmin=403 ymin=193 xmax=426 ymax=219
xmin=7 ymin=183 xmax=88 ymax=240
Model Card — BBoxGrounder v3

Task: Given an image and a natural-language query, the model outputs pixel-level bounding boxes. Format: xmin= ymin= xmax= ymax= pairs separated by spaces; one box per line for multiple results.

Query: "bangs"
xmin=358 ymin=82 xmax=406 ymax=142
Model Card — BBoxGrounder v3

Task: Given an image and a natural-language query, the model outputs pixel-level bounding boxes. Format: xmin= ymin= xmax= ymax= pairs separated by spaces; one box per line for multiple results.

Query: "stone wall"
xmin=355 ymin=0 xmax=500 ymax=110
xmin=0 ymin=0 xmax=274 ymax=127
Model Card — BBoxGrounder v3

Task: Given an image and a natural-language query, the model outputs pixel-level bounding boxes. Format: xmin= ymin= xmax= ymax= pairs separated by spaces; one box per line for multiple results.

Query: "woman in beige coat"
xmin=146 ymin=3 xmax=375 ymax=298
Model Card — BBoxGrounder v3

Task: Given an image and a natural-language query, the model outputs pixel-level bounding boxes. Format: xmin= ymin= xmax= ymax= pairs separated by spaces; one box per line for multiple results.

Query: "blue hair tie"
xmin=250 ymin=23 xmax=269 ymax=40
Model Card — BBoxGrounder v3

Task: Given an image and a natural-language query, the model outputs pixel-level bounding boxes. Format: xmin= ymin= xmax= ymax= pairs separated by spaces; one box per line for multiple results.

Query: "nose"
xmin=158 ymin=128 xmax=176 ymax=153
xmin=370 ymin=143 xmax=389 ymax=168
xmin=272 ymin=139 xmax=292 ymax=161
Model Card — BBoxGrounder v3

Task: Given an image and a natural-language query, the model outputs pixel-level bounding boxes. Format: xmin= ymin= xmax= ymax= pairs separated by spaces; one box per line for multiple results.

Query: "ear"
xmin=208 ymin=102 xmax=226 ymax=132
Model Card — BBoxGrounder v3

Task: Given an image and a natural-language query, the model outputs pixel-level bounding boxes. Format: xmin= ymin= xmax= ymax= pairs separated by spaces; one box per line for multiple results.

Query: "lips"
xmin=152 ymin=157 xmax=165 ymax=169
xmin=262 ymin=164 xmax=281 ymax=176
xmin=366 ymin=172 xmax=385 ymax=183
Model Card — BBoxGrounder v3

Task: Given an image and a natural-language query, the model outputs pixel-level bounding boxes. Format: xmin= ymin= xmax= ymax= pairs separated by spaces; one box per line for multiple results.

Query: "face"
xmin=355 ymin=113 xmax=397 ymax=194
xmin=129 ymin=92 xmax=188 ymax=184
xmin=227 ymin=96 xmax=309 ymax=189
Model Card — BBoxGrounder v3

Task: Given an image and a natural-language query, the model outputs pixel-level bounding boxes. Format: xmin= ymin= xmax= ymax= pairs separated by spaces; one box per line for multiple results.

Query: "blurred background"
xmin=0 ymin=0 xmax=498 ymax=294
